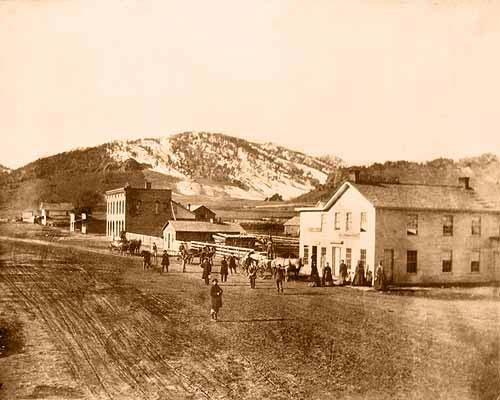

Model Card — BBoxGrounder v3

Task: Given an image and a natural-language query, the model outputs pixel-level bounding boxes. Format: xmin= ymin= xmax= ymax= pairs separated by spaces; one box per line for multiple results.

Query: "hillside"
xmin=0 ymin=132 xmax=340 ymax=216
xmin=0 ymin=163 xmax=11 ymax=174
xmin=295 ymin=154 xmax=500 ymax=204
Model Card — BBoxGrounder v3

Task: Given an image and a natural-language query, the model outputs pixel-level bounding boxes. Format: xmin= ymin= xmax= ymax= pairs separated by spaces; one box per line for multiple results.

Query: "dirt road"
xmin=1 ymin=237 xmax=499 ymax=399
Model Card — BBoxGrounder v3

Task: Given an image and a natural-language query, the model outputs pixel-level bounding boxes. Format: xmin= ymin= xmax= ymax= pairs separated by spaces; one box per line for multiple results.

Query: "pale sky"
xmin=1 ymin=0 xmax=500 ymax=169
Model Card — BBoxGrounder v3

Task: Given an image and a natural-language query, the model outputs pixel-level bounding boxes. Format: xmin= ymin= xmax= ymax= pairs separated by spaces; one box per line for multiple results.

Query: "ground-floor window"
xmin=442 ymin=250 xmax=452 ymax=273
xmin=407 ymin=250 xmax=417 ymax=273
xmin=471 ymin=251 xmax=480 ymax=273
xmin=303 ymin=246 xmax=309 ymax=264
xmin=346 ymin=248 xmax=352 ymax=268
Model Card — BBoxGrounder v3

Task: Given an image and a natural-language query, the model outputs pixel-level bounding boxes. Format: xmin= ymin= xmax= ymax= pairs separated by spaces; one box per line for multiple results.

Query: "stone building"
xmin=298 ymin=176 xmax=500 ymax=285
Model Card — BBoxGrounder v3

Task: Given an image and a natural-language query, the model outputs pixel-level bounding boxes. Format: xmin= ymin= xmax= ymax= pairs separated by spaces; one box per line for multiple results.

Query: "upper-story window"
xmin=321 ymin=214 xmax=328 ymax=230
xmin=443 ymin=215 xmax=454 ymax=236
xmin=471 ymin=216 xmax=481 ymax=236
xmin=407 ymin=214 xmax=418 ymax=236
xmin=345 ymin=212 xmax=352 ymax=232
xmin=471 ymin=251 xmax=480 ymax=273
xmin=136 ymin=200 xmax=142 ymax=213
xmin=360 ymin=212 xmax=367 ymax=232
xmin=334 ymin=212 xmax=341 ymax=230
xmin=155 ymin=200 xmax=160 ymax=215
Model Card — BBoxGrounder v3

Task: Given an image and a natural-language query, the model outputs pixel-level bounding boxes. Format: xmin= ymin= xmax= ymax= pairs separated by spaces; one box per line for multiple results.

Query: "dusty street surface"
xmin=0 ymin=232 xmax=499 ymax=399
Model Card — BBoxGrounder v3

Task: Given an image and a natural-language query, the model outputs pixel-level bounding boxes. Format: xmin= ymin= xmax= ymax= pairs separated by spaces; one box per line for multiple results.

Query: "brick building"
xmin=105 ymin=183 xmax=194 ymax=239
xmin=298 ymin=177 xmax=500 ymax=285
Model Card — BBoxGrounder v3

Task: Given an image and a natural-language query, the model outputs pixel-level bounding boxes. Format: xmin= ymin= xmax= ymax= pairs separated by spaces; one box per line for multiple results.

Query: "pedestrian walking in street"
xmin=220 ymin=256 xmax=229 ymax=283
xmin=142 ymin=250 xmax=151 ymax=271
xmin=210 ymin=279 xmax=223 ymax=321
xmin=248 ymin=263 xmax=257 ymax=289
xmin=229 ymin=255 xmax=237 ymax=274
xmin=161 ymin=250 xmax=169 ymax=273
xmin=201 ymin=257 xmax=212 ymax=285
xmin=275 ymin=264 xmax=285 ymax=293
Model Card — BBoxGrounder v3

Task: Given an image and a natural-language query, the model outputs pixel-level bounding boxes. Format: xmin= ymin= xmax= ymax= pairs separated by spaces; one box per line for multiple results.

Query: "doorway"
xmin=384 ymin=249 xmax=394 ymax=283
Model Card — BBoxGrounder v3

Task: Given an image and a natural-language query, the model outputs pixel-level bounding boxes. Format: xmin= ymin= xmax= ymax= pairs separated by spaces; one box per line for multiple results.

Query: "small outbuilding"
xmin=162 ymin=220 xmax=245 ymax=251
xmin=40 ymin=202 xmax=74 ymax=226
xmin=188 ymin=205 xmax=216 ymax=222
xmin=284 ymin=216 xmax=300 ymax=237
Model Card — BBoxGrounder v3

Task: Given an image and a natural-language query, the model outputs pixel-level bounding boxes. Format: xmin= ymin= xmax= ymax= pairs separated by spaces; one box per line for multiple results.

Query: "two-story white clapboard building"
xmin=298 ymin=175 xmax=500 ymax=285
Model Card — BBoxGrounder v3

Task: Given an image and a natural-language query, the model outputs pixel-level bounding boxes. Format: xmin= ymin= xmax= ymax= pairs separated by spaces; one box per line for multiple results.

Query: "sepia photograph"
xmin=1 ymin=1 xmax=500 ymax=399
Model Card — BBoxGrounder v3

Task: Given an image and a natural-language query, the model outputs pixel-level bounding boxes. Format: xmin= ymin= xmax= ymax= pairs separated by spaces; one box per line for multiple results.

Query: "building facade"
xmin=298 ymin=178 xmax=500 ymax=285
xmin=105 ymin=183 xmax=173 ymax=239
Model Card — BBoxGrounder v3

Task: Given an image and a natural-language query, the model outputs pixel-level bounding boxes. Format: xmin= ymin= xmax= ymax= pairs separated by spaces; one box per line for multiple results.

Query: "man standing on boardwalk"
xmin=229 ymin=255 xmax=237 ymax=274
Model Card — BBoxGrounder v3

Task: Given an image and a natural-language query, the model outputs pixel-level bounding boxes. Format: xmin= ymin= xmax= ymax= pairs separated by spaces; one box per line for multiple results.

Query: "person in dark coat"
xmin=201 ymin=257 xmax=211 ymax=285
xmin=365 ymin=268 xmax=373 ymax=287
xmin=339 ymin=260 xmax=348 ymax=286
xmin=310 ymin=257 xmax=321 ymax=287
xmin=374 ymin=261 xmax=387 ymax=291
xmin=210 ymin=278 xmax=223 ymax=321
xmin=142 ymin=250 xmax=151 ymax=271
xmin=322 ymin=262 xmax=333 ymax=287
xmin=248 ymin=263 xmax=257 ymax=289
xmin=220 ymin=256 xmax=229 ymax=283
xmin=275 ymin=264 xmax=285 ymax=293
xmin=229 ymin=255 xmax=237 ymax=274
xmin=352 ymin=261 xmax=366 ymax=286
xmin=161 ymin=250 xmax=169 ymax=273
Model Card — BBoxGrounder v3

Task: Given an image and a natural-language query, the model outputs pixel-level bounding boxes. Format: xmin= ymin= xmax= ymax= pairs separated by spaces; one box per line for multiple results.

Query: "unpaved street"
xmin=1 ymin=238 xmax=499 ymax=400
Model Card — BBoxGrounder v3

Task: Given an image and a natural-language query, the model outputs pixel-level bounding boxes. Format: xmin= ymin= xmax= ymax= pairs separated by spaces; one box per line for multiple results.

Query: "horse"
xmin=271 ymin=257 xmax=302 ymax=281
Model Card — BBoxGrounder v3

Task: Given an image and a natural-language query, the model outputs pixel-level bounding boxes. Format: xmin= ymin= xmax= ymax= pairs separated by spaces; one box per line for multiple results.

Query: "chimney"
xmin=144 ymin=181 xmax=152 ymax=189
xmin=348 ymin=169 xmax=361 ymax=183
xmin=188 ymin=203 xmax=191 ymax=211
xmin=458 ymin=177 xmax=471 ymax=190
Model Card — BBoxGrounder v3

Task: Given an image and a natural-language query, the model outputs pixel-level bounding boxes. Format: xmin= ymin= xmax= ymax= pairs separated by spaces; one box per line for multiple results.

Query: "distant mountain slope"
xmin=0 ymin=163 xmax=11 ymax=174
xmin=107 ymin=132 xmax=339 ymax=200
xmin=0 ymin=132 xmax=340 ymax=216
xmin=295 ymin=154 xmax=500 ymax=204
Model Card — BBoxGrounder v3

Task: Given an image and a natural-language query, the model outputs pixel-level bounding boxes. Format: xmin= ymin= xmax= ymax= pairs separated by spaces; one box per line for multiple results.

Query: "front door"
xmin=320 ymin=247 xmax=327 ymax=270
xmin=311 ymin=246 xmax=318 ymax=268
xmin=332 ymin=247 xmax=341 ymax=276
xmin=384 ymin=249 xmax=394 ymax=283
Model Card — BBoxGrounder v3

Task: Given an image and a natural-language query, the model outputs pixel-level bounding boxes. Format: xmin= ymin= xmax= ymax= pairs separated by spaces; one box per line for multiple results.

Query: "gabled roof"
xmin=40 ymin=202 xmax=74 ymax=211
xmin=298 ymin=181 xmax=500 ymax=213
xmin=163 ymin=220 xmax=245 ymax=234
xmin=171 ymin=201 xmax=196 ymax=220
xmin=190 ymin=204 xmax=215 ymax=214
xmin=284 ymin=216 xmax=300 ymax=226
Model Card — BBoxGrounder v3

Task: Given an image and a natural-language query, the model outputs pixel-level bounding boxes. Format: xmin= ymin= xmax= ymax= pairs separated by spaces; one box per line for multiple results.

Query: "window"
xmin=334 ymin=212 xmax=341 ymax=230
xmin=360 ymin=212 xmax=367 ymax=232
xmin=321 ymin=214 xmax=328 ymax=230
xmin=360 ymin=249 xmax=367 ymax=266
xmin=472 ymin=216 xmax=481 ymax=236
xmin=407 ymin=250 xmax=417 ymax=273
xmin=407 ymin=214 xmax=418 ymax=235
xmin=346 ymin=248 xmax=352 ymax=268
xmin=442 ymin=250 xmax=452 ymax=273
xmin=471 ymin=251 xmax=480 ymax=273
xmin=443 ymin=215 xmax=454 ymax=236
xmin=136 ymin=200 xmax=142 ymax=212
xmin=303 ymin=246 xmax=309 ymax=265
xmin=346 ymin=212 xmax=352 ymax=232
xmin=155 ymin=200 xmax=160 ymax=215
